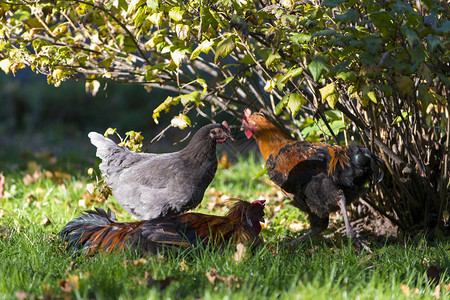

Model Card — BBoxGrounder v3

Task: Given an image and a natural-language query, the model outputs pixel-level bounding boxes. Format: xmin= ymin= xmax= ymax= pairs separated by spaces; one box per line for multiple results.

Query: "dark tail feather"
xmin=371 ymin=157 xmax=384 ymax=186
xmin=58 ymin=208 xmax=123 ymax=255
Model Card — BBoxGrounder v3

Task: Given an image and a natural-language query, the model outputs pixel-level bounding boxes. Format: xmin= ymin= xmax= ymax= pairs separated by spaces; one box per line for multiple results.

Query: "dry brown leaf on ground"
xmin=205 ymin=268 xmax=240 ymax=288
xmin=179 ymin=259 xmax=189 ymax=272
xmin=133 ymin=258 xmax=148 ymax=266
xmin=16 ymin=291 xmax=30 ymax=300
xmin=433 ymin=282 xmax=443 ymax=299
xmin=0 ymin=172 xmax=5 ymax=199
xmin=23 ymin=170 xmax=43 ymax=185
xmin=400 ymin=284 xmax=419 ymax=296
xmin=233 ymin=243 xmax=247 ymax=264
xmin=218 ymin=152 xmax=233 ymax=169
xmin=59 ymin=274 xmax=79 ymax=293
xmin=40 ymin=217 xmax=52 ymax=226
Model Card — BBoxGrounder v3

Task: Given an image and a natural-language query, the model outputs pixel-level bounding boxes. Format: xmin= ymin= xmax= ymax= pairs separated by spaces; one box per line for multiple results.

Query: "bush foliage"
xmin=0 ymin=0 xmax=448 ymax=235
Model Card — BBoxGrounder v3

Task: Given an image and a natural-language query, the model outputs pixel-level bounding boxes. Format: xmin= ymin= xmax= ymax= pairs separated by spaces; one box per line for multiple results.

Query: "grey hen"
xmin=88 ymin=122 xmax=231 ymax=220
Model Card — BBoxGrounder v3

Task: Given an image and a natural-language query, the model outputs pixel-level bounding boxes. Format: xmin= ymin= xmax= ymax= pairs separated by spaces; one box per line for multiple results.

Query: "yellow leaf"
xmin=176 ymin=24 xmax=190 ymax=40
xmin=0 ymin=59 xmax=12 ymax=74
xmin=179 ymin=259 xmax=189 ymax=272
xmin=148 ymin=12 xmax=164 ymax=26
xmin=319 ymin=82 xmax=335 ymax=102
xmin=133 ymin=258 xmax=148 ymax=266
xmin=264 ymin=78 xmax=276 ymax=92
xmin=171 ymin=114 xmax=191 ymax=129
xmin=85 ymin=80 xmax=101 ymax=97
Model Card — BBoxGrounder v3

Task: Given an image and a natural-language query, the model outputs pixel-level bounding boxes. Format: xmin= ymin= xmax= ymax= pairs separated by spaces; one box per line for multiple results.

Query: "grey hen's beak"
xmin=221 ymin=120 xmax=235 ymax=141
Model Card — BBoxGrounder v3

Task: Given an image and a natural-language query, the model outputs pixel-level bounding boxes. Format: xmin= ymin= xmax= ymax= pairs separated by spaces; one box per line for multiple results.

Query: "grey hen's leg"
xmin=288 ymin=213 xmax=328 ymax=248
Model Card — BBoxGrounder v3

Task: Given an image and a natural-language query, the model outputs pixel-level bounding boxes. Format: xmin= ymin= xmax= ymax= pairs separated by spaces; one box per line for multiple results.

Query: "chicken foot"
xmin=339 ymin=195 xmax=371 ymax=252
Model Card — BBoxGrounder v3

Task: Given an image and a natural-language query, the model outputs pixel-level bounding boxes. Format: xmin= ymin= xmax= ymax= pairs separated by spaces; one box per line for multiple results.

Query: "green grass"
xmin=0 ymin=155 xmax=449 ymax=299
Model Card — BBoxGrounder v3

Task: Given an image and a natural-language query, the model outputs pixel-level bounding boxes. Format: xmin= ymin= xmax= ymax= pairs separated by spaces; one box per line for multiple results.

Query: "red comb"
xmin=244 ymin=108 xmax=252 ymax=120
xmin=252 ymin=199 xmax=266 ymax=206
xmin=221 ymin=120 xmax=231 ymax=133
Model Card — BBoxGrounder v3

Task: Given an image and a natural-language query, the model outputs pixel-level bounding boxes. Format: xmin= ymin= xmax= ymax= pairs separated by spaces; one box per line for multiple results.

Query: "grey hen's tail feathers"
xmin=88 ymin=132 xmax=121 ymax=161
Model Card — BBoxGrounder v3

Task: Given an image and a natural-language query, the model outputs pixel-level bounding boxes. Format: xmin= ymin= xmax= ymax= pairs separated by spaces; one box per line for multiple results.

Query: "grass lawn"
xmin=0 ymin=154 xmax=449 ymax=299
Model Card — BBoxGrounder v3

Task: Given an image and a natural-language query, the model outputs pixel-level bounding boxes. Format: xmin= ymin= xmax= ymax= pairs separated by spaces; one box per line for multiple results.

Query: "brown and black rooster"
xmin=59 ymin=200 xmax=266 ymax=255
xmin=242 ymin=109 xmax=384 ymax=247
xmin=88 ymin=122 xmax=231 ymax=220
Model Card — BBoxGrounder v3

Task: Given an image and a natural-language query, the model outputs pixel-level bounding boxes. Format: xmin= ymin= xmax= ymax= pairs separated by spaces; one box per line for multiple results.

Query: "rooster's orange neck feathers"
xmin=247 ymin=114 xmax=294 ymax=161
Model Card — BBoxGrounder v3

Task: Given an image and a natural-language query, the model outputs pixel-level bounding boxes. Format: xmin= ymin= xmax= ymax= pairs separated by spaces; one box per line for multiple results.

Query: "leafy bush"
xmin=0 ymin=0 xmax=448 ymax=235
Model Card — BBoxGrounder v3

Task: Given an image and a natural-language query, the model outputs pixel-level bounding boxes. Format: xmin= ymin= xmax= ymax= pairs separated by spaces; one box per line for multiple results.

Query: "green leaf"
xmin=99 ymin=57 xmax=114 ymax=69
xmin=401 ymin=25 xmax=420 ymax=48
xmin=336 ymin=71 xmax=357 ymax=82
xmin=179 ymin=91 xmax=201 ymax=106
xmin=190 ymin=40 xmax=215 ymax=60
xmin=215 ymin=35 xmax=236 ymax=63
xmin=360 ymin=84 xmax=377 ymax=106
xmin=335 ymin=9 xmax=359 ymax=23
xmin=277 ymin=67 xmax=303 ymax=91
xmin=307 ymin=57 xmax=329 ymax=81
xmin=147 ymin=0 xmax=160 ymax=11
xmin=392 ymin=111 xmax=411 ymax=125
xmin=287 ymin=93 xmax=307 ymax=117
xmin=200 ymin=7 xmax=218 ymax=31
xmin=320 ymin=0 xmax=346 ymax=8
xmin=425 ymin=35 xmax=443 ymax=52
xmin=289 ymin=33 xmax=311 ymax=45
xmin=265 ymin=53 xmax=281 ymax=69
xmin=169 ymin=6 xmax=185 ymax=22
xmin=436 ymin=20 xmax=450 ymax=34
xmin=12 ymin=10 xmax=30 ymax=21
xmin=275 ymin=95 xmax=289 ymax=115
xmin=395 ymin=76 xmax=413 ymax=95
xmin=220 ymin=77 xmax=234 ymax=85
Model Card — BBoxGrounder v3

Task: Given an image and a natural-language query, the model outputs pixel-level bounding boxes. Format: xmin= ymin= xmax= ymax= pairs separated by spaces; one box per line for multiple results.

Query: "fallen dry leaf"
xmin=289 ymin=221 xmax=306 ymax=231
xmin=218 ymin=152 xmax=233 ymax=169
xmin=179 ymin=259 xmax=189 ymax=272
xmin=233 ymin=243 xmax=247 ymax=264
xmin=16 ymin=291 xmax=30 ymax=300
xmin=59 ymin=274 xmax=79 ymax=293
xmin=205 ymin=268 xmax=240 ymax=288
xmin=400 ymin=284 xmax=419 ymax=296
xmin=0 ymin=172 xmax=5 ymax=199
xmin=23 ymin=171 xmax=43 ymax=185
xmin=65 ymin=261 xmax=75 ymax=274
xmin=133 ymin=258 xmax=148 ymax=266
xmin=40 ymin=217 xmax=52 ymax=226
xmin=433 ymin=282 xmax=442 ymax=299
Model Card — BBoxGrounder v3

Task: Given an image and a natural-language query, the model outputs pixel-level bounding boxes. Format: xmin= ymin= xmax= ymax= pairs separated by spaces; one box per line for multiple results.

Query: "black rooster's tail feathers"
xmin=58 ymin=208 xmax=116 ymax=254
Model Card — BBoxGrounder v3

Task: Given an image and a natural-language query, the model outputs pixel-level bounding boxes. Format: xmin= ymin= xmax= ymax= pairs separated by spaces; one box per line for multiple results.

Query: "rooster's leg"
xmin=339 ymin=195 xmax=371 ymax=251
xmin=288 ymin=213 xmax=328 ymax=248
xmin=338 ymin=195 xmax=355 ymax=239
